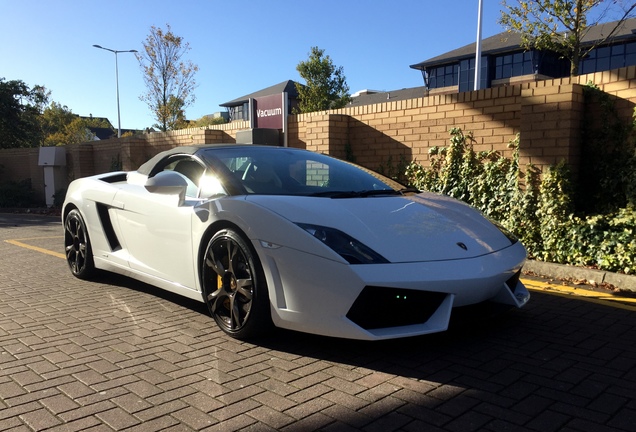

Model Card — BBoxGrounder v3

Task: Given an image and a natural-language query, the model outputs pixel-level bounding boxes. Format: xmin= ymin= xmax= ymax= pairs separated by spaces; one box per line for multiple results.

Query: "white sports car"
xmin=63 ymin=144 xmax=529 ymax=340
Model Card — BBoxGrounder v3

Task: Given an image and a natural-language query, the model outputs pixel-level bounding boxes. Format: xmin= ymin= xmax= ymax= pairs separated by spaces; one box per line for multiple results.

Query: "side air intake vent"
xmin=505 ymin=270 xmax=522 ymax=293
xmin=96 ymin=203 xmax=121 ymax=251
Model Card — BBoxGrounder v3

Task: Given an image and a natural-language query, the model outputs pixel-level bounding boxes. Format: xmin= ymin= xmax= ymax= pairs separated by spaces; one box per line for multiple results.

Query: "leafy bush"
xmin=405 ymin=128 xmax=636 ymax=274
xmin=0 ymin=178 xmax=38 ymax=208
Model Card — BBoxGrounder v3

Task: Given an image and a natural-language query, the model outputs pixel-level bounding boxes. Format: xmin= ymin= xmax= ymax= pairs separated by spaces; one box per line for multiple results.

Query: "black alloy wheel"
xmin=202 ymin=228 xmax=271 ymax=339
xmin=64 ymin=209 xmax=95 ymax=279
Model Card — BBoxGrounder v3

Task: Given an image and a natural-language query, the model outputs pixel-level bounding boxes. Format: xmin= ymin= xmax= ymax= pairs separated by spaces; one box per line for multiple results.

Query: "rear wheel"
xmin=201 ymin=228 xmax=272 ymax=339
xmin=64 ymin=209 xmax=95 ymax=279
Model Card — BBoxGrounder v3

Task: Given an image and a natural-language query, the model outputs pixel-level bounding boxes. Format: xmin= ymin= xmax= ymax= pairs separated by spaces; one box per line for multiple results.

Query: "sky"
xmin=1 ymin=0 xmax=511 ymax=130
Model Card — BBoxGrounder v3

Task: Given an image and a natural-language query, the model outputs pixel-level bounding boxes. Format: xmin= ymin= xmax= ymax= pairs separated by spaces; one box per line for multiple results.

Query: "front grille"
xmin=346 ymin=286 xmax=447 ymax=330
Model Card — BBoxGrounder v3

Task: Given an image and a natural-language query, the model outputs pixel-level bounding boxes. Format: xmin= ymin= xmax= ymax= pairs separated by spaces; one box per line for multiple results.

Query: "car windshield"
xmin=200 ymin=146 xmax=409 ymax=197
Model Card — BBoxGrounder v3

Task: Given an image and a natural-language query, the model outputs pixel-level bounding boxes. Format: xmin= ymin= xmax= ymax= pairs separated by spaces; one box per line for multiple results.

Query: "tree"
xmin=163 ymin=95 xmax=187 ymax=130
xmin=136 ymin=24 xmax=199 ymax=131
xmin=192 ymin=114 xmax=228 ymax=127
xmin=0 ymin=78 xmax=49 ymax=148
xmin=40 ymin=102 xmax=111 ymax=146
xmin=40 ymin=101 xmax=76 ymax=144
xmin=499 ymin=1 xmax=636 ymax=76
xmin=295 ymin=47 xmax=351 ymax=113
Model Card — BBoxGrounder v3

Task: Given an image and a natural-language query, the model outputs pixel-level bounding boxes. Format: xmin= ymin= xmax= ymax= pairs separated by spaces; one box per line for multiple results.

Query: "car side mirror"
xmin=145 ymin=171 xmax=188 ymax=204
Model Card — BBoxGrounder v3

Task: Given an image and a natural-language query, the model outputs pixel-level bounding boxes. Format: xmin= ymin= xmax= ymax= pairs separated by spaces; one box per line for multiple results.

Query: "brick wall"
xmin=0 ymin=147 xmax=43 ymax=196
xmin=2 ymin=65 xmax=635 ymax=204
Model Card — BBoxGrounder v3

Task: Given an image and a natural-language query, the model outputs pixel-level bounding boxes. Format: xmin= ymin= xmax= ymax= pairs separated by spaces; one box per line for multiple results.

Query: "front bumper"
xmin=256 ymin=240 xmax=529 ymax=340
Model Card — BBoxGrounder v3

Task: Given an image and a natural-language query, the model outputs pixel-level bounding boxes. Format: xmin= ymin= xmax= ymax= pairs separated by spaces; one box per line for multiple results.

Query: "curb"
xmin=523 ymin=260 xmax=636 ymax=293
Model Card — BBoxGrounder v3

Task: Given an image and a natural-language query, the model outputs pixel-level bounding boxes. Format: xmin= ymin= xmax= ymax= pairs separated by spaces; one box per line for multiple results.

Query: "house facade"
xmin=409 ymin=18 xmax=636 ymax=94
xmin=219 ymin=80 xmax=302 ymax=122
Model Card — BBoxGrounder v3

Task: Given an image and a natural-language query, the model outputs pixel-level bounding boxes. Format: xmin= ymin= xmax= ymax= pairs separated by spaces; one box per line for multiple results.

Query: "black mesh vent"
xmin=346 ymin=286 xmax=447 ymax=330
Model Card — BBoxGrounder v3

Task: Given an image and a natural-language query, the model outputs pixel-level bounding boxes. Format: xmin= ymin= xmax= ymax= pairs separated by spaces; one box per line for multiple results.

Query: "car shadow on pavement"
xmin=90 ymin=270 xmax=636 ymax=388
xmin=75 ymin=271 xmax=636 ymax=430
xmin=0 ymin=212 xmax=61 ymax=228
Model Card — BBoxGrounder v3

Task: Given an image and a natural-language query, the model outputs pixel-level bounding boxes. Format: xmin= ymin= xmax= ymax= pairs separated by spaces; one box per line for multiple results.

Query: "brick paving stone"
xmin=322 ymin=420 xmax=368 ymax=432
xmin=124 ymin=380 xmax=163 ymax=399
xmin=284 ymin=397 xmax=334 ymax=421
xmin=123 ymin=415 xmax=181 ymax=432
xmin=322 ymin=389 xmax=370 ymax=411
xmin=145 ymin=386 xmax=200 ymax=407
xmin=247 ymin=404 xmax=295 ymax=430
xmin=0 ymin=381 xmax=27 ymax=399
xmin=392 ymin=388 xmax=444 ymax=408
xmin=550 ymin=401 xmax=611 ymax=425
xmin=171 ymin=406 xmax=218 ymax=429
xmin=473 ymin=401 xmax=531 ymax=426
xmin=19 ymin=408 xmax=63 ymax=430
xmin=96 ymin=407 xmax=141 ymax=430
xmin=57 ymin=400 xmax=117 ymax=423
xmin=256 ymin=376 xmax=298 ymax=397
xmin=181 ymin=392 xmax=224 ymax=414
xmin=321 ymin=403 xmax=373 ymax=429
xmin=205 ymin=414 xmax=259 ymax=432
xmin=287 ymin=383 xmax=332 ymax=404
xmin=445 ymin=410 xmax=493 ymax=432
xmin=46 ymin=416 xmax=102 ymax=432
xmin=11 ymin=370 xmax=43 ymax=387
xmin=323 ymin=376 xmax=368 ymax=396
xmin=437 ymin=394 xmax=482 ymax=418
xmin=2 ymin=214 xmax=636 ymax=431
xmin=525 ymin=410 xmax=571 ymax=432
xmin=483 ymin=419 xmax=535 ymax=432
xmin=4 ymin=389 xmax=60 ymax=409
xmin=281 ymin=411 xmax=334 ymax=432
xmin=133 ymin=400 xmax=189 ymax=422
xmin=402 ymin=419 xmax=448 ymax=432
xmin=606 ymin=407 xmax=636 ymax=431
xmin=209 ymin=398 xmax=260 ymax=422
xmin=587 ymin=392 xmax=629 ymax=415
xmin=112 ymin=393 xmax=154 ymax=414
xmin=39 ymin=393 xmax=80 ymax=415
xmin=363 ymin=411 xmax=413 ymax=432
xmin=252 ymin=389 xmax=297 ymax=412
xmin=357 ymin=395 xmax=406 ymax=420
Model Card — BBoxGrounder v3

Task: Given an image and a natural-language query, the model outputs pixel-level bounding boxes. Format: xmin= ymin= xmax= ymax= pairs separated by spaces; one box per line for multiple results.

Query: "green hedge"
xmin=0 ymin=178 xmax=38 ymax=208
xmin=405 ymin=128 xmax=636 ymax=275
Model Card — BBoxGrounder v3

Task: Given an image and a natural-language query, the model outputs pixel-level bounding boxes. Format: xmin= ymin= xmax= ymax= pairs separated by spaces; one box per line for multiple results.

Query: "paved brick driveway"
xmin=1 ymin=213 xmax=635 ymax=431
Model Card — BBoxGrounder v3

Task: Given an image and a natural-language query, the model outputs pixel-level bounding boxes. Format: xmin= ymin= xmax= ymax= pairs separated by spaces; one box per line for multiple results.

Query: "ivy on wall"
xmin=405 ymin=128 xmax=636 ymax=275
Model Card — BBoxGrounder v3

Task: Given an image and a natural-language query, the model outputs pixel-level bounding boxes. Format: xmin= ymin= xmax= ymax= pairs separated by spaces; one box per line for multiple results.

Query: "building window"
xmin=427 ymin=64 xmax=459 ymax=89
xmin=459 ymin=56 xmax=489 ymax=92
xmin=580 ymin=41 xmax=636 ymax=74
xmin=229 ymin=102 xmax=249 ymax=122
xmin=494 ymin=51 xmax=535 ymax=80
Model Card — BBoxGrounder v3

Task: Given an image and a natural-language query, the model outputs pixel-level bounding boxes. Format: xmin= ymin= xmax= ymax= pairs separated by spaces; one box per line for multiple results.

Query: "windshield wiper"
xmin=397 ymin=187 xmax=420 ymax=195
xmin=309 ymin=189 xmax=403 ymax=198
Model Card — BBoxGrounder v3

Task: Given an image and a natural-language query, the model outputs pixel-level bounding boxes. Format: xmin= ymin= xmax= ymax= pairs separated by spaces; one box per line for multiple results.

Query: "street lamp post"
xmin=93 ymin=44 xmax=137 ymax=138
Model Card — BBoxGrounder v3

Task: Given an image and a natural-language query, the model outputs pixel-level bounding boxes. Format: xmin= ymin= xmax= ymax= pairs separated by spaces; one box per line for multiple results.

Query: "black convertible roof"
xmin=136 ymin=143 xmax=302 ymax=175
xmin=137 ymin=144 xmax=235 ymax=175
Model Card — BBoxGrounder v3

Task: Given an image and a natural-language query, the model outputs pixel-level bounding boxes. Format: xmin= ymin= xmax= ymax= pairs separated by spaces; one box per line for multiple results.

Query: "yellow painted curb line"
xmin=522 ymin=277 xmax=636 ymax=311
xmin=5 ymin=238 xmax=636 ymax=311
xmin=5 ymin=237 xmax=66 ymax=260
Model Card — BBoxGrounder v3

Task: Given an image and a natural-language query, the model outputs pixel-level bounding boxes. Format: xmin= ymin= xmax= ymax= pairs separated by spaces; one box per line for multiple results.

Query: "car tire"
xmin=202 ymin=228 xmax=272 ymax=339
xmin=64 ymin=208 xmax=95 ymax=280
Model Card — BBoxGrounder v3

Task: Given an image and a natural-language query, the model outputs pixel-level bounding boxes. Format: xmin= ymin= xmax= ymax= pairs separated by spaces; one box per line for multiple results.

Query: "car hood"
xmin=245 ymin=193 xmax=516 ymax=263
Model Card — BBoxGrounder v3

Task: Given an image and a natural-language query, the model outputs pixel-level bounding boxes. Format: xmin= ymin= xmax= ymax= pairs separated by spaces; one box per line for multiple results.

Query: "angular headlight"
xmin=490 ymin=219 xmax=519 ymax=244
xmin=296 ymin=223 xmax=389 ymax=264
